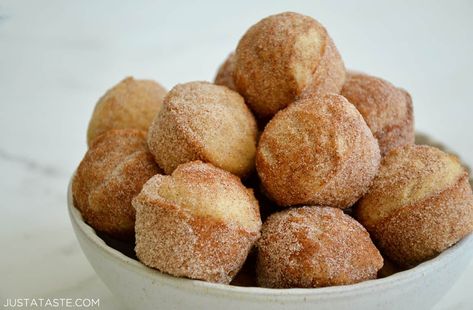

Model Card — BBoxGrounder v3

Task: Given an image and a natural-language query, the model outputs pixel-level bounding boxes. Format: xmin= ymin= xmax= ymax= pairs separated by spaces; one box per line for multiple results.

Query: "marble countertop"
xmin=1 ymin=0 xmax=472 ymax=309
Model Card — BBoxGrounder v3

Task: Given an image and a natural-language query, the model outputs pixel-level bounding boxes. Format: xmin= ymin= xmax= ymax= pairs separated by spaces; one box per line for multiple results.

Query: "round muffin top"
xmin=357 ymin=144 xmax=466 ymax=229
xmin=134 ymin=161 xmax=261 ymax=232
xmin=87 ymin=77 xmax=166 ymax=145
xmin=73 ymin=129 xmax=161 ymax=237
xmin=257 ymin=206 xmax=383 ymax=288
xmin=341 ymin=72 xmax=414 ymax=154
xmin=234 ymin=12 xmax=327 ymax=118
xmin=256 ymin=94 xmax=380 ymax=207
xmin=148 ymin=81 xmax=257 ymax=177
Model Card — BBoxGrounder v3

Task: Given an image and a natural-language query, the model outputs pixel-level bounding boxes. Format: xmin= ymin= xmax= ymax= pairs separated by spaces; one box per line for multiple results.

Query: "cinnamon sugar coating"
xmin=234 ymin=12 xmax=345 ymax=119
xmin=256 ymin=94 xmax=380 ymax=208
xmin=257 ymin=206 xmax=383 ymax=288
xmin=298 ymin=36 xmax=346 ymax=100
xmin=72 ymin=129 xmax=162 ymax=238
xmin=341 ymin=72 xmax=415 ymax=155
xmin=356 ymin=145 xmax=473 ymax=267
xmin=87 ymin=77 xmax=167 ymax=146
xmin=133 ymin=161 xmax=262 ymax=284
xmin=147 ymin=81 xmax=258 ymax=177
xmin=214 ymin=52 xmax=236 ymax=91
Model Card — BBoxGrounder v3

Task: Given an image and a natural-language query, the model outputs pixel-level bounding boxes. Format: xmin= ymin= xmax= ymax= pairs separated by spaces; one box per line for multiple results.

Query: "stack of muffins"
xmin=72 ymin=12 xmax=473 ymax=288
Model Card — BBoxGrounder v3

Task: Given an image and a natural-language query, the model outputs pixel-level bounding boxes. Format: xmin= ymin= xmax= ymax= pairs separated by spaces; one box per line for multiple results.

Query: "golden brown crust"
xmin=256 ymin=94 xmax=380 ymax=208
xmin=147 ymin=81 xmax=258 ymax=177
xmin=133 ymin=161 xmax=262 ymax=284
xmin=256 ymin=206 xmax=383 ymax=288
xmin=214 ymin=53 xmax=236 ymax=91
xmin=356 ymin=145 xmax=465 ymax=229
xmin=340 ymin=72 xmax=414 ymax=155
xmin=356 ymin=144 xmax=473 ymax=267
xmin=87 ymin=77 xmax=167 ymax=146
xmin=373 ymin=175 xmax=473 ymax=267
xmin=298 ymin=36 xmax=346 ymax=99
xmin=72 ymin=129 xmax=162 ymax=238
xmin=234 ymin=12 xmax=345 ymax=119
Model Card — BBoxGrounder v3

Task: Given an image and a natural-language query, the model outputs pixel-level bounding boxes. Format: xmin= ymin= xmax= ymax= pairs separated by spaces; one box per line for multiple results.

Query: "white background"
xmin=0 ymin=0 xmax=472 ymax=309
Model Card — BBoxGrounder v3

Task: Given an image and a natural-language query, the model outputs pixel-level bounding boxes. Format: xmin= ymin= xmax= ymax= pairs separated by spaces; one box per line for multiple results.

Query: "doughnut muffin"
xmin=234 ymin=12 xmax=345 ymax=119
xmin=147 ymin=81 xmax=258 ymax=178
xmin=341 ymin=72 xmax=414 ymax=155
xmin=133 ymin=161 xmax=262 ymax=284
xmin=214 ymin=52 xmax=236 ymax=91
xmin=256 ymin=94 xmax=380 ymax=208
xmin=87 ymin=77 xmax=167 ymax=146
xmin=356 ymin=144 xmax=473 ymax=267
xmin=257 ymin=206 xmax=383 ymax=288
xmin=72 ymin=129 xmax=162 ymax=238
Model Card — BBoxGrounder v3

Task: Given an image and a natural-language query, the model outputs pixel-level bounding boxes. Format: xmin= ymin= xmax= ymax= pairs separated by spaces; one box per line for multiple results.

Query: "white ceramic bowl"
xmin=68 ymin=180 xmax=473 ymax=310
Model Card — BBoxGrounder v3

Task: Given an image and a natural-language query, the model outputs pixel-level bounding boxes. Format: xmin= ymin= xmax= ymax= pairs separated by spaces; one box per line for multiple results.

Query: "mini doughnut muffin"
xmin=256 ymin=94 xmax=380 ymax=208
xmin=214 ymin=52 xmax=236 ymax=91
xmin=234 ymin=12 xmax=345 ymax=119
xmin=147 ymin=81 xmax=258 ymax=177
xmin=257 ymin=206 xmax=383 ymax=288
xmin=356 ymin=144 xmax=473 ymax=267
xmin=72 ymin=129 xmax=162 ymax=238
xmin=341 ymin=72 xmax=415 ymax=155
xmin=132 ymin=161 xmax=262 ymax=284
xmin=87 ymin=77 xmax=167 ymax=146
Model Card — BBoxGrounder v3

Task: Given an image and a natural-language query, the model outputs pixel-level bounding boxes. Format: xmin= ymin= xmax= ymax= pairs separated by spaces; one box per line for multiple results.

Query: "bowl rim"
xmin=68 ymin=175 xmax=473 ymax=299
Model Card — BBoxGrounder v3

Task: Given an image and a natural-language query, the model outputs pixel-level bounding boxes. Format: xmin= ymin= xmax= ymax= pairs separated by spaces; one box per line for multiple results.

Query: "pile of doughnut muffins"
xmin=72 ymin=12 xmax=473 ymax=288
